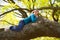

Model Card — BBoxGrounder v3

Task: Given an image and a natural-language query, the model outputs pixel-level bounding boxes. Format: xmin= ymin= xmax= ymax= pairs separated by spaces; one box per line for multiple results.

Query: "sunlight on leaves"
xmin=31 ymin=37 xmax=60 ymax=40
xmin=1 ymin=12 xmax=19 ymax=25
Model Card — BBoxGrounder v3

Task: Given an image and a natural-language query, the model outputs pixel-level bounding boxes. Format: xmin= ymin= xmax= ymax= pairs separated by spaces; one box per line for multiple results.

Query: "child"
xmin=4 ymin=10 xmax=39 ymax=31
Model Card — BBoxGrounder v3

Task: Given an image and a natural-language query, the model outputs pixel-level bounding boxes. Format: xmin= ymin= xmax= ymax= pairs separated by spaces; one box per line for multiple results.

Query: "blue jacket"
xmin=23 ymin=13 xmax=37 ymax=25
xmin=10 ymin=13 xmax=37 ymax=31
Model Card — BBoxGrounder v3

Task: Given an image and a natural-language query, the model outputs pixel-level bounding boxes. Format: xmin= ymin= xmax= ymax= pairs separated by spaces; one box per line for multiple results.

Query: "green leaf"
xmin=55 ymin=0 xmax=60 ymax=2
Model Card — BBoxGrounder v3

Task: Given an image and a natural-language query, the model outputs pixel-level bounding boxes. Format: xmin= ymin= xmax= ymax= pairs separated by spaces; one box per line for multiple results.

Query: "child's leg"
xmin=17 ymin=20 xmax=25 ymax=30
xmin=10 ymin=20 xmax=25 ymax=31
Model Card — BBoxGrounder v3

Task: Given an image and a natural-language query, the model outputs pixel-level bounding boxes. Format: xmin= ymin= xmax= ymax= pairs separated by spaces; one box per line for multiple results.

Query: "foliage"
xmin=1 ymin=3 xmax=19 ymax=13
xmin=31 ymin=37 xmax=60 ymax=40
xmin=2 ymin=12 xmax=19 ymax=25
xmin=0 ymin=0 xmax=60 ymax=40
xmin=0 ymin=0 xmax=50 ymax=26
xmin=40 ymin=9 xmax=53 ymax=21
xmin=55 ymin=0 xmax=60 ymax=2
xmin=20 ymin=0 xmax=49 ymax=9
xmin=0 ymin=0 xmax=60 ymax=29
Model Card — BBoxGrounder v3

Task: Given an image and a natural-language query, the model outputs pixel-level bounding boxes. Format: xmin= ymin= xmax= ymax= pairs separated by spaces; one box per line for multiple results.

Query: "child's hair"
xmin=32 ymin=10 xmax=39 ymax=13
xmin=32 ymin=10 xmax=39 ymax=16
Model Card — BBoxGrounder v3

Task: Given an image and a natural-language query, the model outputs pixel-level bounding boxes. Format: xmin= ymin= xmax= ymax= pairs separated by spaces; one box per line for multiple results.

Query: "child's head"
xmin=32 ymin=10 xmax=39 ymax=16
xmin=32 ymin=10 xmax=39 ymax=18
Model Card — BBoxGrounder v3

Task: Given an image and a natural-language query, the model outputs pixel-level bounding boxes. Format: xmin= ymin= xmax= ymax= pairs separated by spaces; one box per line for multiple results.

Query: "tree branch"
xmin=4 ymin=0 xmax=15 ymax=3
xmin=26 ymin=7 xmax=60 ymax=12
xmin=52 ymin=9 xmax=58 ymax=22
xmin=49 ymin=0 xmax=55 ymax=6
xmin=0 ymin=8 xmax=18 ymax=17
xmin=0 ymin=16 xmax=60 ymax=40
xmin=3 ymin=0 xmax=6 ymax=2
xmin=18 ymin=9 xmax=28 ymax=18
xmin=0 ymin=7 xmax=60 ymax=17
xmin=0 ymin=20 xmax=15 ymax=26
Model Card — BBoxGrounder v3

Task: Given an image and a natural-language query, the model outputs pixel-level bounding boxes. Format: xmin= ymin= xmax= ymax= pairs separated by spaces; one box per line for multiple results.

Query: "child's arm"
xmin=30 ymin=13 xmax=37 ymax=23
xmin=23 ymin=16 xmax=31 ymax=25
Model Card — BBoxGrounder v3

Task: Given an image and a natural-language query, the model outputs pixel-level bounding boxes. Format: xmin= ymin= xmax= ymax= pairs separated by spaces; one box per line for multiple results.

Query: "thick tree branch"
xmin=26 ymin=7 xmax=60 ymax=12
xmin=0 ymin=16 xmax=60 ymax=40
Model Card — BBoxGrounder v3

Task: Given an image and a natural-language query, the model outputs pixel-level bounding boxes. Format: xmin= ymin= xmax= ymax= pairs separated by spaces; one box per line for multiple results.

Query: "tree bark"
xmin=0 ymin=16 xmax=60 ymax=40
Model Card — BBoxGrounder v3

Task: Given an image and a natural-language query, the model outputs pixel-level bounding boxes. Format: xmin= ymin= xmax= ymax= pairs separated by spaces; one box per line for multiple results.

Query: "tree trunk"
xmin=0 ymin=16 xmax=60 ymax=40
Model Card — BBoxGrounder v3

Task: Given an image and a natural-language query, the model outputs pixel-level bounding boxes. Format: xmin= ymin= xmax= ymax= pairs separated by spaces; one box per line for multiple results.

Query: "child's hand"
xmin=32 ymin=10 xmax=39 ymax=17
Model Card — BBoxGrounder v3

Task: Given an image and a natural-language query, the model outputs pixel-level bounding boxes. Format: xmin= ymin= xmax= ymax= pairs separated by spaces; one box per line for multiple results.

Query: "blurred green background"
xmin=0 ymin=0 xmax=60 ymax=40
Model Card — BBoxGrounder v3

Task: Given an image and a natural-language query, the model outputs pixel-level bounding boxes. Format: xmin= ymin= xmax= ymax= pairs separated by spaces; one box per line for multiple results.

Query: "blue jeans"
xmin=10 ymin=20 xmax=25 ymax=31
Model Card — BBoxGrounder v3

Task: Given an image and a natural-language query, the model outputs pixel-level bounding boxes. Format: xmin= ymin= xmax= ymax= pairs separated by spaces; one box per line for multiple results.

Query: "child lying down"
xmin=4 ymin=10 xmax=39 ymax=31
